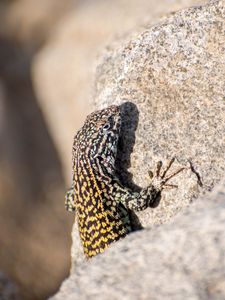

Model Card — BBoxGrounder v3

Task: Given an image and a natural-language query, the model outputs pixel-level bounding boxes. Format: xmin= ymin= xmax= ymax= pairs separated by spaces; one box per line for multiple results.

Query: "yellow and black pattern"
xmin=66 ymin=105 xmax=130 ymax=258
xmin=65 ymin=105 xmax=186 ymax=258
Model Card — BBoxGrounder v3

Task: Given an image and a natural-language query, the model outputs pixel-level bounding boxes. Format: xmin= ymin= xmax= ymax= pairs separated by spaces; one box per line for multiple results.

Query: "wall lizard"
xmin=65 ymin=105 xmax=186 ymax=258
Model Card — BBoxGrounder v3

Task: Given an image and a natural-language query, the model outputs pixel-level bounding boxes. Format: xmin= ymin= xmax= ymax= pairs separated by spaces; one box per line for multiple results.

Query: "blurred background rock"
xmin=0 ymin=1 xmax=75 ymax=300
xmin=0 ymin=0 xmax=205 ymax=300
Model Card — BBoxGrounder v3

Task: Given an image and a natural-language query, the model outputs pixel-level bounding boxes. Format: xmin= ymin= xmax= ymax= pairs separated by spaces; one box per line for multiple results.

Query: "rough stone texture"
xmin=50 ymin=176 xmax=225 ymax=300
xmin=32 ymin=0 xmax=205 ymax=182
xmin=0 ymin=272 xmax=20 ymax=300
xmin=94 ymin=0 xmax=225 ymax=228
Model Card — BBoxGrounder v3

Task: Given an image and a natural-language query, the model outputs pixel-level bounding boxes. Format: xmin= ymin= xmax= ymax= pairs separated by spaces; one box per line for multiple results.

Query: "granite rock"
xmin=94 ymin=0 xmax=225 ymax=227
xmin=50 ymin=176 xmax=225 ymax=300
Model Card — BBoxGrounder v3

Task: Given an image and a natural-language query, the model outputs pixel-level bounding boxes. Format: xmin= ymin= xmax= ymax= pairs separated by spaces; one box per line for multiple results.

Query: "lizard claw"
xmin=148 ymin=170 xmax=154 ymax=179
xmin=148 ymin=157 xmax=187 ymax=190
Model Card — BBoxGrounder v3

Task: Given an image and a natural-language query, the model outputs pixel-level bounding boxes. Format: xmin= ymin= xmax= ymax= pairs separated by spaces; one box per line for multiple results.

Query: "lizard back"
xmin=72 ymin=105 xmax=130 ymax=257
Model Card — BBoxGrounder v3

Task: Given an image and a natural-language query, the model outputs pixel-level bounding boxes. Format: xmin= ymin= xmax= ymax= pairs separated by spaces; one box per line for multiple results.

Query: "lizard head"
xmin=82 ymin=105 xmax=121 ymax=169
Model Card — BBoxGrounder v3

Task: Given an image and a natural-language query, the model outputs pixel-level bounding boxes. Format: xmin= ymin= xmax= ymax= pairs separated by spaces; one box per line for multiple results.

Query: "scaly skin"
xmin=65 ymin=105 xmax=186 ymax=258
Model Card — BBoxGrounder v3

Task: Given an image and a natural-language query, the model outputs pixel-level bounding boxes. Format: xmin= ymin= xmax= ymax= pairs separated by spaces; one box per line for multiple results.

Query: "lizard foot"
xmin=148 ymin=157 xmax=187 ymax=191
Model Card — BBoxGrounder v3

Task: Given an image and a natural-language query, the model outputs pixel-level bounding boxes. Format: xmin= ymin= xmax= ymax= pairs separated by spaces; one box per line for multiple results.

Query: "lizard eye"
xmin=102 ymin=123 xmax=110 ymax=131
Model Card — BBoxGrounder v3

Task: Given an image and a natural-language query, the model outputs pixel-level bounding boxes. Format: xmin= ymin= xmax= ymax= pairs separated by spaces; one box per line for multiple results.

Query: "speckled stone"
xmin=50 ymin=176 xmax=225 ymax=300
xmin=94 ymin=0 xmax=225 ymax=227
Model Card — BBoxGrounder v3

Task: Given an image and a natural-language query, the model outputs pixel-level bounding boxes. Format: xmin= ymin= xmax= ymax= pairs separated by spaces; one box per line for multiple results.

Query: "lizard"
xmin=65 ymin=104 xmax=186 ymax=258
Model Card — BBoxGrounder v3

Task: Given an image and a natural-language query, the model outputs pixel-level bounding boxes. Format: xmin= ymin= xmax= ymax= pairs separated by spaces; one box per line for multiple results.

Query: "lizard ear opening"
xmin=102 ymin=123 xmax=111 ymax=131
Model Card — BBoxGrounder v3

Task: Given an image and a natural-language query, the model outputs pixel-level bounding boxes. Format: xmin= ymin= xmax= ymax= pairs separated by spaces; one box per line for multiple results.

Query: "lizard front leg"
xmin=111 ymin=158 xmax=187 ymax=211
xmin=65 ymin=186 xmax=76 ymax=212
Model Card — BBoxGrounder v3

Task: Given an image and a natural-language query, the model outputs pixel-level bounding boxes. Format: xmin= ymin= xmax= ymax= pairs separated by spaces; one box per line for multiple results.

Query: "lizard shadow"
xmin=115 ymin=101 xmax=161 ymax=231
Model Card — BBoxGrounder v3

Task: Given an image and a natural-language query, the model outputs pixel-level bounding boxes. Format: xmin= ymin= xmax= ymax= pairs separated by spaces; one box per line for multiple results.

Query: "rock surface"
xmin=32 ymin=0 xmax=205 ymax=182
xmin=50 ymin=176 xmax=225 ymax=300
xmin=94 ymin=0 xmax=225 ymax=228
